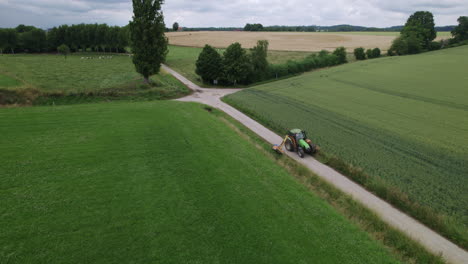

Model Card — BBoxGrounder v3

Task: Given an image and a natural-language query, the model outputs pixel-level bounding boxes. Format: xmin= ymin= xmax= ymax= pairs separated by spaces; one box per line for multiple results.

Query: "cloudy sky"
xmin=0 ymin=0 xmax=466 ymax=29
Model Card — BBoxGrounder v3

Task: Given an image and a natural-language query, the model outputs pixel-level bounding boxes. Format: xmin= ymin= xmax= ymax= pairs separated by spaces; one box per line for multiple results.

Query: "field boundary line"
xmin=163 ymin=64 xmax=468 ymax=264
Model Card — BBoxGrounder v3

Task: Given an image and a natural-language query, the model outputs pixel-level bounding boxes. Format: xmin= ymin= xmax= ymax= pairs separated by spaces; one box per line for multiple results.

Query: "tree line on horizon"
xmin=0 ymin=24 xmax=130 ymax=54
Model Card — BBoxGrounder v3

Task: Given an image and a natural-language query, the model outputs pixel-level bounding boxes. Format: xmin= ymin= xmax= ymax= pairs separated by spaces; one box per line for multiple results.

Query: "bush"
xmin=57 ymin=44 xmax=70 ymax=58
xmin=390 ymin=36 xmax=422 ymax=55
xmin=354 ymin=47 xmax=366 ymax=60
xmin=372 ymin=48 xmax=381 ymax=58
xmin=366 ymin=49 xmax=373 ymax=59
xmin=428 ymin=41 xmax=442 ymax=51
xmin=333 ymin=47 xmax=347 ymax=64
xmin=406 ymin=36 xmax=423 ymax=54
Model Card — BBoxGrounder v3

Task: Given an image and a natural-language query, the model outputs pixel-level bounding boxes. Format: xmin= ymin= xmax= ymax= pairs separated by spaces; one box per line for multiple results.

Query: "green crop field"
xmin=166 ymin=45 xmax=314 ymax=86
xmin=0 ymin=101 xmax=399 ymax=263
xmin=225 ymin=46 xmax=468 ymax=235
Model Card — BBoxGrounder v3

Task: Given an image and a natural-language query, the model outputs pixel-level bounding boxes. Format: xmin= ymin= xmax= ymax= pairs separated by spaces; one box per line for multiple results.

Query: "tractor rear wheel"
xmin=285 ymin=138 xmax=294 ymax=152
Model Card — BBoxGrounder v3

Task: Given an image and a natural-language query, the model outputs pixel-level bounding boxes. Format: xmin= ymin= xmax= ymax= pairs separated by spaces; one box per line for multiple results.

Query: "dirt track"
xmin=163 ymin=64 xmax=468 ymax=264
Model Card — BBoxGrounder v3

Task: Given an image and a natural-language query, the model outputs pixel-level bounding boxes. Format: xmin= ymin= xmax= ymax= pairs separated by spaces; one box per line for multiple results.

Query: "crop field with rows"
xmin=225 ymin=46 xmax=468 ymax=233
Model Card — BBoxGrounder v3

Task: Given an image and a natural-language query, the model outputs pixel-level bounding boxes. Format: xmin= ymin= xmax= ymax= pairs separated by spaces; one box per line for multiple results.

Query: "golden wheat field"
xmin=167 ymin=31 xmax=448 ymax=52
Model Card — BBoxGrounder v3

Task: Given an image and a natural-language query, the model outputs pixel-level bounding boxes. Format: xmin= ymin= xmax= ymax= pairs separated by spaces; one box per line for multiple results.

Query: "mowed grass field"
xmin=225 ymin=46 xmax=468 ymax=234
xmin=0 ymin=101 xmax=399 ymax=263
xmin=165 ymin=45 xmax=314 ymax=86
xmin=0 ymin=54 xmax=187 ymax=94
xmin=167 ymin=31 xmax=450 ymax=52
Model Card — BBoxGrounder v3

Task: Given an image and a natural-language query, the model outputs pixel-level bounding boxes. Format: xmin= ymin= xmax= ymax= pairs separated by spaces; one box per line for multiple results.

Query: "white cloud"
xmin=0 ymin=0 xmax=466 ymax=29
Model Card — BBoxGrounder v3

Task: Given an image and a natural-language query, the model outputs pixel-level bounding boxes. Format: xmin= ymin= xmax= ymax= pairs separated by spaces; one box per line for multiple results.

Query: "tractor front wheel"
xmin=285 ymin=138 xmax=294 ymax=152
xmin=298 ymin=147 xmax=305 ymax=158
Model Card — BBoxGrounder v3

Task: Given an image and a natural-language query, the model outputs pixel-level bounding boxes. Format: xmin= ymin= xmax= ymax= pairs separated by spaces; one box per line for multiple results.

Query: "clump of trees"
xmin=244 ymin=23 xmax=264 ymax=31
xmin=354 ymin=47 xmax=381 ymax=60
xmin=387 ymin=12 xmax=468 ymax=56
xmin=196 ymin=41 xmax=347 ymax=86
xmin=451 ymin=16 xmax=468 ymax=44
xmin=0 ymin=24 xmax=130 ymax=54
xmin=389 ymin=11 xmax=436 ymax=55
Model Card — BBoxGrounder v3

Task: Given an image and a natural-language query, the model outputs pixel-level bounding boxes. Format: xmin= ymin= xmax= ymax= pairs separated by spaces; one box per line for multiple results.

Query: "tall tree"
xmin=195 ymin=45 xmax=223 ymax=84
xmin=173 ymin=22 xmax=179 ymax=31
xmin=452 ymin=16 xmax=468 ymax=42
xmin=223 ymin=42 xmax=252 ymax=85
xmin=401 ymin=11 xmax=436 ymax=49
xmin=250 ymin=40 xmax=269 ymax=79
xmin=130 ymin=0 xmax=168 ymax=83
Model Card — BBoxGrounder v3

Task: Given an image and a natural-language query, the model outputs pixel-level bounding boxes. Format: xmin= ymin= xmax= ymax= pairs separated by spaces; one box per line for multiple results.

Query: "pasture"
xmin=167 ymin=31 xmax=450 ymax=52
xmin=0 ymin=54 xmax=189 ymax=104
xmin=224 ymin=45 xmax=468 ymax=238
xmin=0 ymin=101 xmax=399 ymax=263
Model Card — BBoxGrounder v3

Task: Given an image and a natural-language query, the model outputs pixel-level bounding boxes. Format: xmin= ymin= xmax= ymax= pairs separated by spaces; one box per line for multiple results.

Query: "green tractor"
xmin=273 ymin=129 xmax=318 ymax=158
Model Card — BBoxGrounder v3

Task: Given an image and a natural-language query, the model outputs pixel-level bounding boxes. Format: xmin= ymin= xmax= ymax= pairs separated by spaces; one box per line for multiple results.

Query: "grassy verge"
xmin=223 ymin=96 xmax=467 ymax=250
xmin=212 ymin=105 xmax=444 ymax=264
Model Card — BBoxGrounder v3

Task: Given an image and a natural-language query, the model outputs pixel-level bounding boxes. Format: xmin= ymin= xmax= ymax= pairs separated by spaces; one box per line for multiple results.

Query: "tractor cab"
xmin=288 ymin=129 xmax=307 ymax=142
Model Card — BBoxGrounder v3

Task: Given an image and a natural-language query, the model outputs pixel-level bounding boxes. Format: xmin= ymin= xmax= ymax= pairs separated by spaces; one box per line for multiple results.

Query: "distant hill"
xmin=179 ymin=24 xmax=455 ymax=32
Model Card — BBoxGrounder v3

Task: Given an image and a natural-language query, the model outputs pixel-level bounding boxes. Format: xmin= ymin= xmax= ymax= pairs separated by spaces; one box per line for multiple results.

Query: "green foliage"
xmin=0 ymin=101 xmax=399 ymax=263
xmin=366 ymin=48 xmax=381 ymax=59
xmin=401 ymin=11 xmax=436 ymax=49
xmin=57 ymin=44 xmax=70 ymax=58
xmin=1 ymin=24 xmax=129 ymax=54
xmin=372 ymin=48 xmax=381 ymax=58
xmin=249 ymin=40 xmax=269 ymax=80
xmin=130 ymin=0 xmax=168 ymax=83
xmin=451 ymin=16 xmax=468 ymax=42
xmin=223 ymin=42 xmax=252 ymax=84
xmin=244 ymin=23 xmax=264 ymax=31
xmin=173 ymin=22 xmax=179 ymax=31
xmin=332 ymin=47 xmax=347 ymax=64
xmin=165 ymin=45 xmax=314 ymax=87
xmin=428 ymin=41 xmax=442 ymax=51
xmin=225 ymin=46 xmax=468 ymax=247
xmin=390 ymin=36 xmax=422 ymax=55
xmin=354 ymin=47 xmax=366 ymax=60
xmin=195 ymin=45 xmax=223 ymax=84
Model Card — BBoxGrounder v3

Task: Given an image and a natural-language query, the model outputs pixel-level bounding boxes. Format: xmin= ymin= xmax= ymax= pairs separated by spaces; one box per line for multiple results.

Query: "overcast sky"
xmin=0 ymin=0 xmax=466 ymax=29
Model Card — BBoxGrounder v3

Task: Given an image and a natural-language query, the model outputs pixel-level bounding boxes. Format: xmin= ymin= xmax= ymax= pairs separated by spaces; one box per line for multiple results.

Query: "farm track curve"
xmin=162 ymin=64 xmax=468 ymax=264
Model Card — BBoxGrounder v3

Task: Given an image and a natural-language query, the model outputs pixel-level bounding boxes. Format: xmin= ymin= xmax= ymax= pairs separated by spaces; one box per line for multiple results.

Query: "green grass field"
xmin=0 ymin=54 xmax=186 ymax=93
xmin=0 ymin=101 xmax=399 ymax=263
xmin=0 ymin=54 xmax=190 ymax=104
xmin=166 ymin=45 xmax=314 ymax=86
xmin=225 ymin=46 xmax=468 ymax=238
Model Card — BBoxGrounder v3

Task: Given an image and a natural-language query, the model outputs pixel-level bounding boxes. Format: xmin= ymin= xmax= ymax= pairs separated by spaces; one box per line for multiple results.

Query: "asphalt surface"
xmin=163 ymin=64 xmax=468 ymax=264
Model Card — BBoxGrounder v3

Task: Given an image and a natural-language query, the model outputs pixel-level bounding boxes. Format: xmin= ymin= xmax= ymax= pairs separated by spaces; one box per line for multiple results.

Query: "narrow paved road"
xmin=163 ymin=65 xmax=468 ymax=264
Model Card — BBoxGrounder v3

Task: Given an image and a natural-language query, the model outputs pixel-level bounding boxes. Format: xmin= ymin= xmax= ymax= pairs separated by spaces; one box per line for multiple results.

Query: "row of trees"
xmin=0 ymin=24 xmax=130 ymax=54
xmin=196 ymin=41 xmax=348 ymax=85
xmin=244 ymin=23 xmax=317 ymax=32
xmin=389 ymin=13 xmax=468 ymax=56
